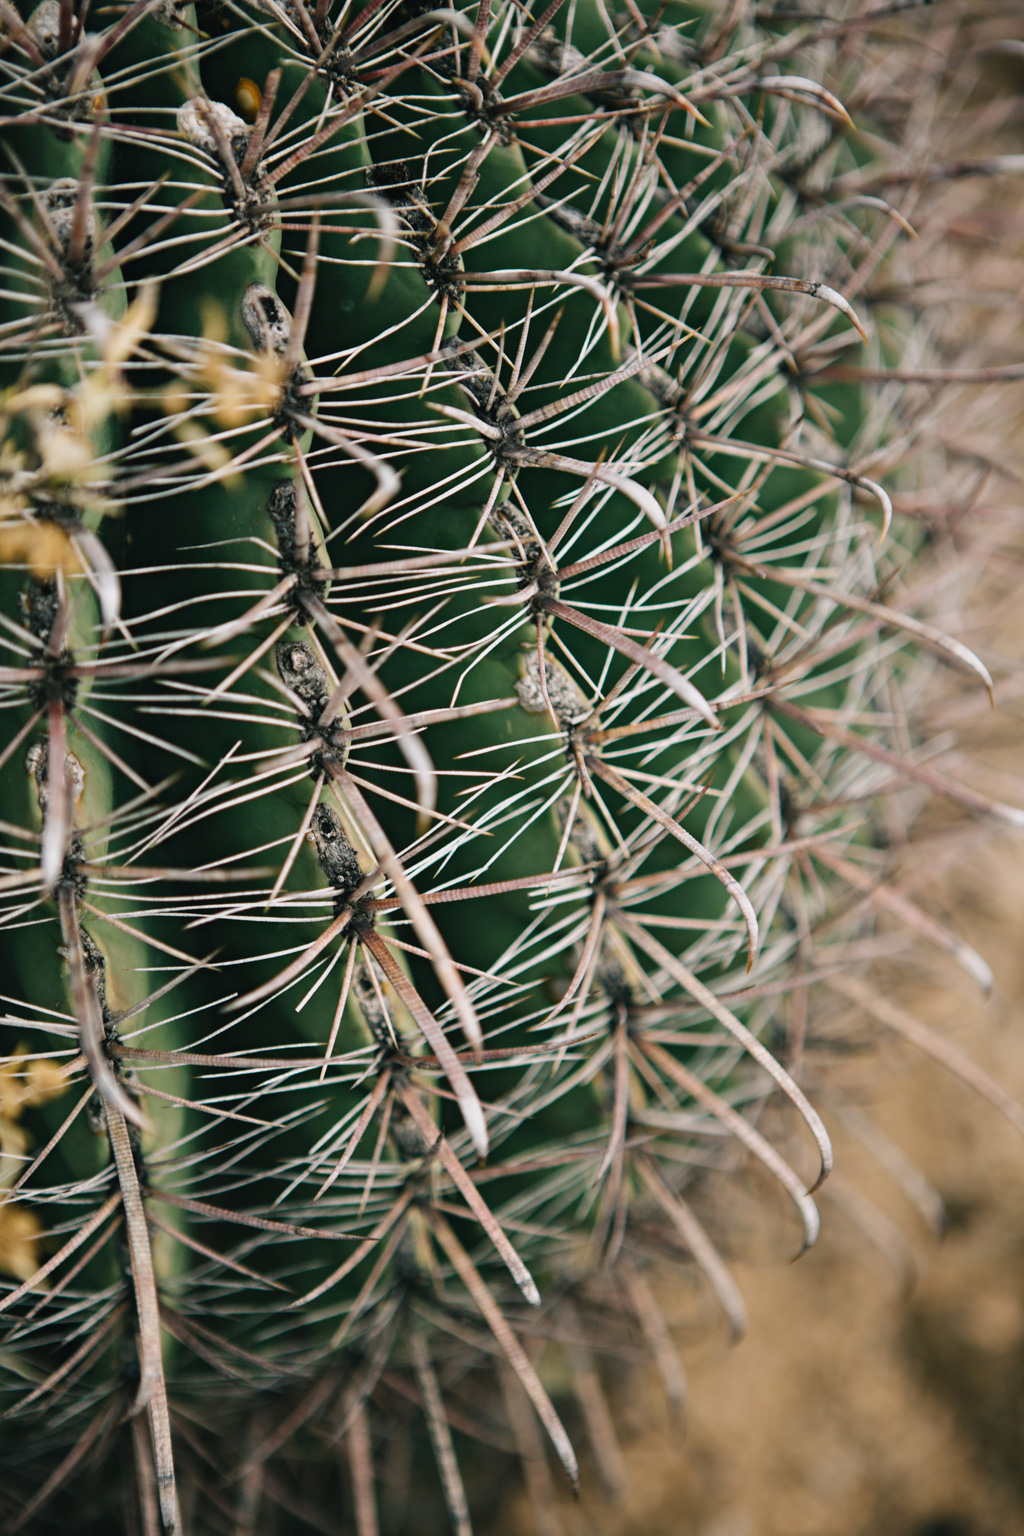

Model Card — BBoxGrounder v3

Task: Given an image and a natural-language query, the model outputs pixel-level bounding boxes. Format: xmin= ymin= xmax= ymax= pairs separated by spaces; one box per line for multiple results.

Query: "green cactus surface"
xmin=1 ymin=1 xmax=1020 ymax=1531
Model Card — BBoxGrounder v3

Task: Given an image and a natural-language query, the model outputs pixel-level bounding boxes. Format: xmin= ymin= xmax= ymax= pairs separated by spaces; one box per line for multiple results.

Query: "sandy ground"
xmin=487 ymin=822 xmax=1024 ymax=1536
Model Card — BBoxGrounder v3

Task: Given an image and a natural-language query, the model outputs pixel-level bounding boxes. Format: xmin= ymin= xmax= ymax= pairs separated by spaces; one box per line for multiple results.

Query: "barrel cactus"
xmin=0 ymin=0 xmax=1018 ymax=1531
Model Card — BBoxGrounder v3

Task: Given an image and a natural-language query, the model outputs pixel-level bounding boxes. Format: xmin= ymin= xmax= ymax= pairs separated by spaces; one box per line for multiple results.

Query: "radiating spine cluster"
xmin=1 ymin=1 xmax=1020 ymax=1532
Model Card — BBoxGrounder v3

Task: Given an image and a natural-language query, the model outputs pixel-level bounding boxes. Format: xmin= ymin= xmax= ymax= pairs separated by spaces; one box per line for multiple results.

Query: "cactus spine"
xmin=1 ymin=1 xmax=1019 ymax=1532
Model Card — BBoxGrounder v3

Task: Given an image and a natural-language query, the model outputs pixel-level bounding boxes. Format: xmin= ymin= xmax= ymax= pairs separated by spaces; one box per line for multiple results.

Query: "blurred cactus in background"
xmin=1 ymin=0 xmax=1022 ymax=1531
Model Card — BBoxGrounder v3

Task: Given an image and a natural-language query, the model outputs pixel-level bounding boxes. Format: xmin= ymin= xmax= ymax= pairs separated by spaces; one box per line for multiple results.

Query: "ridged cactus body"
xmin=0 ymin=2 xmax=1016 ymax=1532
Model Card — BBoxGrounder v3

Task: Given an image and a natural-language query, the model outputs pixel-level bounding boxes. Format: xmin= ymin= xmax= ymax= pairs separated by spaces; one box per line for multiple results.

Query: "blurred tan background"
xmin=496 ymin=826 xmax=1024 ymax=1536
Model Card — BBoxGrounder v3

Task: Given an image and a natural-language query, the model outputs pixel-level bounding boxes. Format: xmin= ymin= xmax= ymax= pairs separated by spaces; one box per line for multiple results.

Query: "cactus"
xmin=0 ymin=1 xmax=1020 ymax=1532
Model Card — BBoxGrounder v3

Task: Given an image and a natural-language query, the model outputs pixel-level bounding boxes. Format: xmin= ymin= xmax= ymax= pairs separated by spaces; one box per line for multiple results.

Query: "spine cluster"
xmin=0 ymin=1 xmax=1019 ymax=1531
